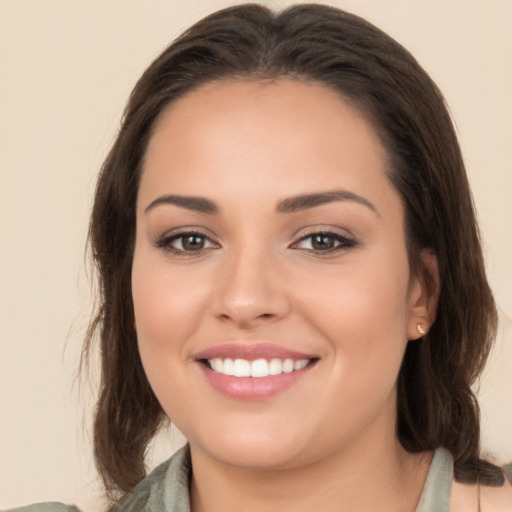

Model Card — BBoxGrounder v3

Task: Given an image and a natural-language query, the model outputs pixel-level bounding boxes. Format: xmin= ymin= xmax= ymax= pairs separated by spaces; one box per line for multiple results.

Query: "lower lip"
xmin=198 ymin=362 xmax=314 ymax=400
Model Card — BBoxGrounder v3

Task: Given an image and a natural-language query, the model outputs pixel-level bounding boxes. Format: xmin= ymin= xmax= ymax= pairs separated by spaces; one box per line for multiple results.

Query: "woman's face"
xmin=132 ymin=80 xmax=428 ymax=469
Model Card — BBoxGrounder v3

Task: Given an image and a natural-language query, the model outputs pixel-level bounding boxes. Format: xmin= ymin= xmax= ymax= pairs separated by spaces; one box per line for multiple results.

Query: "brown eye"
xmin=293 ymin=231 xmax=356 ymax=253
xmin=182 ymin=234 xmax=206 ymax=251
xmin=156 ymin=231 xmax=217 ymax=254
xmin=311 ymin=234 xmax=336 ymax=251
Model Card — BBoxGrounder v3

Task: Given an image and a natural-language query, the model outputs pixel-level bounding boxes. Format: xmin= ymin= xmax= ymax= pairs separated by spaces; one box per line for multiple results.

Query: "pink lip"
xmin=194 ymin=343 xmax=318 ymax=401
xmin=193 ymin=343 xmax=316 ymax=361
xmin=198 ymin=363 xmax=315 ymax=400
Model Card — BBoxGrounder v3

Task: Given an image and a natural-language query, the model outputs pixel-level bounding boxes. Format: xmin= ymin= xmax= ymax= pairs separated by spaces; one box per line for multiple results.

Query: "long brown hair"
xmin=85 ymin=2 xmax=503 ymax=499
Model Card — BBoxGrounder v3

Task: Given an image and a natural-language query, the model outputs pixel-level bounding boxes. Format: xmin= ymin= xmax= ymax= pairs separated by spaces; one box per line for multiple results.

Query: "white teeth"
xmin=233 ymin=359 xmax=251 ymax=377
xmin=294 ymin=360 xmax=308 ymax=370
xmin=251 ymin=358 xmax=269 ymax=377
xmin=269 ymin=358 xmax=283 ymax=375
xmin=282 ymin=359 xmax=294 ymax=373
xmin=208 ymin=357 xmax=310 ymax=377
xmin=223 ymin=358 xmax=235 ymax=376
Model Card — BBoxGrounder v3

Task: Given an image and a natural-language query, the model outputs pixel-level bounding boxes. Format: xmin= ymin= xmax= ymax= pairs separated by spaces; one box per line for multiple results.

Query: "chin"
xmin=200 ymin=439 xmax=306 ymax=470
xmin=184 ymin=416 xmax=323 ymax=470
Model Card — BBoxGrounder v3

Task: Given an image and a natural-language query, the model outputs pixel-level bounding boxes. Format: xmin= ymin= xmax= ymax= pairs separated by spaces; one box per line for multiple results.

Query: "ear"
xmin=407 ymin=248 xmax=440 ymax=340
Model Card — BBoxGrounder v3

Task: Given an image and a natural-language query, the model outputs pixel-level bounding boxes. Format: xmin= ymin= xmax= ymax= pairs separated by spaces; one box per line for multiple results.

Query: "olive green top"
xmin=3 ymin=446 xmax=453 ymax=512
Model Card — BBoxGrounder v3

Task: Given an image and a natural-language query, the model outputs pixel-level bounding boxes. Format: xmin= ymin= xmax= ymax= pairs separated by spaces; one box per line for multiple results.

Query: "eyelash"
xmin=155 ymin=230 xmax=357 ymax=256
xmin=155 ymin=230 xmax=218 ymax=255
xmin=291 ymin=231 xmax=357 ymax=254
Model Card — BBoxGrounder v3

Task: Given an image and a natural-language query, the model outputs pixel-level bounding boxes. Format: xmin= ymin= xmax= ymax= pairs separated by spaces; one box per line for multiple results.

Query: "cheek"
xmin=131 ymin=248 xmax=207 ymax=418
xmin=131 ymin=246 xmax=206 ymax=365
xmin=301 ymin=257 xmax=410 ymax=335
xmin=296 ymin=250 xmax=411 ymax=379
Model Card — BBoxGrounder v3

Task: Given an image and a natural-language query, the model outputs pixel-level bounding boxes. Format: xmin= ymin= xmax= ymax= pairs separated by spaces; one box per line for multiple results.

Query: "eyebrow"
xmin=144 ymin=189 xmax=379 ymax=217
xmin=144 ymin=194 xmax=218 ymax=214
xmin=276 ymin=190 xmax=380 ymax=217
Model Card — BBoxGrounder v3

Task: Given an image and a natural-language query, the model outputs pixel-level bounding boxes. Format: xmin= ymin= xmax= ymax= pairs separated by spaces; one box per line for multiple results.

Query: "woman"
xmin=9 ymin=3 xmax=512 ymax=511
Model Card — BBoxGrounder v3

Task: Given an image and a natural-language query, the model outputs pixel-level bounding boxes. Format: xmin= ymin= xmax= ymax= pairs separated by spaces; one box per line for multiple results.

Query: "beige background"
xmin=0 ymin=0 xmax=511 ymax=510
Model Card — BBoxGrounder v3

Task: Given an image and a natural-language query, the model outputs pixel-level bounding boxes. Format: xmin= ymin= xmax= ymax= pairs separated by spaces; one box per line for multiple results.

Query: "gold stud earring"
xmin=417 ymin=323 xmax=426 ymax=336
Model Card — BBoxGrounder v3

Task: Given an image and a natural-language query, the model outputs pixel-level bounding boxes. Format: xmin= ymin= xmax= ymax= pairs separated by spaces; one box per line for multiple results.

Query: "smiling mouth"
xmin=195 ymin=344 xmax=318 ymax=399
xmin=203 ymin=357 xmax=316 ymax=378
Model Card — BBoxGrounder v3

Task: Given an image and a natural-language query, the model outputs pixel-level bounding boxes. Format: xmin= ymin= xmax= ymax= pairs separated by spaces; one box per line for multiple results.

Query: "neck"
xmin=189 ymin=423 xmax=432 ymax=512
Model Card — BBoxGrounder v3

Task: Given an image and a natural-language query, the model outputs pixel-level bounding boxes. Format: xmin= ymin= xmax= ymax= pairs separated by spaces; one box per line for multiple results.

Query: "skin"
xmin=130 ymin=79 xmax=509 ymax=512
xmin=450 ymin=479 xmax=512 ymax=511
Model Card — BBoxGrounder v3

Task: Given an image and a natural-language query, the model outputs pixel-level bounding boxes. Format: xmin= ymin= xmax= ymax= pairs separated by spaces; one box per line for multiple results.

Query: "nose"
xmin=212 ymin=245 xmax=291 ymax=329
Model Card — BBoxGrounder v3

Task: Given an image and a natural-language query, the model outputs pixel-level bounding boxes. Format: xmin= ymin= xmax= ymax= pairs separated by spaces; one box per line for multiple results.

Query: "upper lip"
xmin=193 ymin=343 xmax=317 ymax=361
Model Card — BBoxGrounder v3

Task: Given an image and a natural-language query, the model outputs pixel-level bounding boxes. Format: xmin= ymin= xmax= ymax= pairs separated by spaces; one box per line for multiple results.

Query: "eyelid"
xmin=290 ymin=226 xmax=357 ymax=253
xmin=291 ymin=225 xmax=355 ymax=241
xmin=154 ymin=227 xmax=220 ymax=255
xmin=152 ymin=225 xmax=357 ymax=256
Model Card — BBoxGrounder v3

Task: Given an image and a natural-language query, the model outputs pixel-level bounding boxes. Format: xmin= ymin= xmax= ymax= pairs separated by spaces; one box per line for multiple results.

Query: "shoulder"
xmin=3 ymin=446 xmax=191 ymax=512
xmin=110 ymin=444 xmax=191 ymax=512
xmin=480 ymin=478 xmax=512 ymax=512
xmin=109 ymin=456 xmax=173 ymax=511
xmin=1 ymin=503 xmax=81 ymax=512
xmin=451 ymin=478 xmax=512 ymax=512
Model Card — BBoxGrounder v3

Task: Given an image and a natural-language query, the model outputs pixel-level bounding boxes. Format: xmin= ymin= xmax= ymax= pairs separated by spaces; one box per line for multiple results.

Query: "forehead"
xmin=149 ymin=79 xmax=381 ymax=157
xmin=139 ymin=79 xmax=399 ymax=219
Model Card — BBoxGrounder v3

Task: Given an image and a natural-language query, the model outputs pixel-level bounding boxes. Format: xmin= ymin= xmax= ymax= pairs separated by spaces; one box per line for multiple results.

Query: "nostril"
xmin=219 ymin=312 xmax=274 ymax=320
xmin=213 ymin=280 xmax=291 ymax=327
